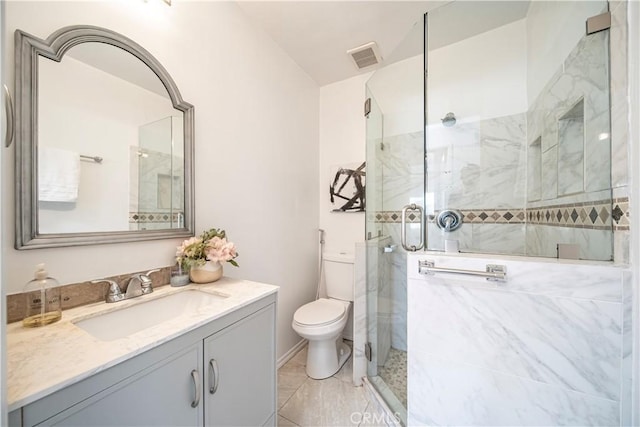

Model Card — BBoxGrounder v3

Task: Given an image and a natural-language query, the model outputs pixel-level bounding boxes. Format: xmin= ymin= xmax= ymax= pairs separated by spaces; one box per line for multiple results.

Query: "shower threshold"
xmin=364 ymin=376 xmax=407 ymax=426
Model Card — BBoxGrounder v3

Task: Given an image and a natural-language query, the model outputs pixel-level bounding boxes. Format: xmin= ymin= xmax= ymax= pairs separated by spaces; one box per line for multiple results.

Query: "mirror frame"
xmin=14 ymin=25 xmax=195 ymax=249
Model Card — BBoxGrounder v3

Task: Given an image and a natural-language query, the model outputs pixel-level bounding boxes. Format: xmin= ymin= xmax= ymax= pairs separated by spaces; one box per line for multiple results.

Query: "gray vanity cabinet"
xmin=33 ymin=342 xmax=203 ymax=426
xmin=204 ymin=304 xmax=276 ymax=426
xmin=13 ymin=294 xmax=276 ymax=427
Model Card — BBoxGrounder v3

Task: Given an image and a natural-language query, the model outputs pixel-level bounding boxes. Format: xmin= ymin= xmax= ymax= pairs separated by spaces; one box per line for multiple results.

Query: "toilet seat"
xmin=293 ymin=298 xmax=346 ymax=327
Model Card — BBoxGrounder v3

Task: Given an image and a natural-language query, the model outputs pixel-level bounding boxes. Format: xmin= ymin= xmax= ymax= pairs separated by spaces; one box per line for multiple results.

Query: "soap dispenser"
xmin=22 ymin=264 xmax=62 ymax=328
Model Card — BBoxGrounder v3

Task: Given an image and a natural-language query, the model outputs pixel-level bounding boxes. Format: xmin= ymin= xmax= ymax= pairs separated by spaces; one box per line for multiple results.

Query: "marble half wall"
xmin=407 ymin=252 xmax=628 ymax=426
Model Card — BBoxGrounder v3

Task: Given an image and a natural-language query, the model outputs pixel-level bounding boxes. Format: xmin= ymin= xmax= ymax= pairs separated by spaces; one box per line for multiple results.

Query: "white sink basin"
xmin=74 ymin=290 xmax=228 ymax=341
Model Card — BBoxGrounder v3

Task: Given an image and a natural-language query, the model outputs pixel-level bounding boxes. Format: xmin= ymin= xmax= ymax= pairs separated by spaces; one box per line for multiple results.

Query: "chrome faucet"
xmin=92 ymin=269 xmax=160 ymax=303
xmin=124 ymin=275 xmax=145 ymax=299
xmin=91 ymin=279 xmax=125 ymax=303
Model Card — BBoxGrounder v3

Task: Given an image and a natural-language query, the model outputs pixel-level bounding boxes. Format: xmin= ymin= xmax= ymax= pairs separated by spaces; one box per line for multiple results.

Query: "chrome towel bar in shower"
xmin=418 ymin=260 xmax=507 ymax=282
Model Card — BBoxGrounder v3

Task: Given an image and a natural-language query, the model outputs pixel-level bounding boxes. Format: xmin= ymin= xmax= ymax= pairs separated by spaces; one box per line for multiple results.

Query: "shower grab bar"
xmin=401 ymin=204 xmax=424 ymax=252
xmin=418 ymin=260 xmax=507 ymax=282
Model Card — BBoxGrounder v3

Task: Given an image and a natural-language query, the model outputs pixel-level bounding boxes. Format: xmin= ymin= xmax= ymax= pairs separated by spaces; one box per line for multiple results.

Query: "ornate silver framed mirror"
xmin=14 ymin=25 xmax=195 ymax=249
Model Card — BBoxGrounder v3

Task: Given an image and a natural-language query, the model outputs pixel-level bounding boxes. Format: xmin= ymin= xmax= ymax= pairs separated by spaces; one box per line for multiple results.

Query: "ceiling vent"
xmin=347 ymin=42 xmax=382 ymax=70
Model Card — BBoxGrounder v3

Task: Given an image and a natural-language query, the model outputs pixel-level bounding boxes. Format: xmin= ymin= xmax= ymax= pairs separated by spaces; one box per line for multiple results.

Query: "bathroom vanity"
xmin=8 ymin=25 xmax=277 ymax=426
xmin=7 ymin=278 xmax=278 ymax=427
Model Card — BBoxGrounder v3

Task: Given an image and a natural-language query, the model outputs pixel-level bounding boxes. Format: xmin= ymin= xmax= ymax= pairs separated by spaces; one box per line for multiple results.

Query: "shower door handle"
xmin=401 ymin=204 xmax=424 ymax=252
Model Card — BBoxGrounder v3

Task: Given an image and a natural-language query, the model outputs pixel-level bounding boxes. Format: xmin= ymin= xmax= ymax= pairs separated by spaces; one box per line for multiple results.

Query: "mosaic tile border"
xmin=527 ymin=199 xmax=613 ymax=231
xmin=370 ymin=211 xmax=422 ymax=224
xmin=370 ymin=209 xmax=526 ymax=225
xmin=129 ymin=211 xmax=184 ymax=224
xmin=612 ymin=197 xmax=630 ymax=230
xmin=458 ymin=209 xmax=525 ymax=224
xmin=370 ymin=197 xmax=630 ymax=231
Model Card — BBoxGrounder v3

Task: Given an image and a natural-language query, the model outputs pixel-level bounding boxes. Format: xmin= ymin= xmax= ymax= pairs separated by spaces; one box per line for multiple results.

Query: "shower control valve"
xmin=436 ymin=209 xmax=463 ymax=232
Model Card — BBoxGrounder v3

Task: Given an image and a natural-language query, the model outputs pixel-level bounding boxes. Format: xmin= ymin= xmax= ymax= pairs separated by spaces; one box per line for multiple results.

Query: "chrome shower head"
xmin=441 ymin=112 xmax=456 ymax=127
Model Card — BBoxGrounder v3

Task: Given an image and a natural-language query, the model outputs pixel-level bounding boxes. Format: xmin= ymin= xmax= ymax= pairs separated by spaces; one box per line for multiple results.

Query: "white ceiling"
xmin=67 ymin=1 xmax=532 ymax=92
xmin=236 ymin=1 xmax=441 ymax=86
xmin=236 ymin=1 xmax=531 ymax=87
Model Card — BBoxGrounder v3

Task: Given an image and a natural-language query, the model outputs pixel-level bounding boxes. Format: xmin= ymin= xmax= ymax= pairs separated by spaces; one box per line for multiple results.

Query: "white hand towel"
xmin=38 ymin=147 xmax=81 ymax=202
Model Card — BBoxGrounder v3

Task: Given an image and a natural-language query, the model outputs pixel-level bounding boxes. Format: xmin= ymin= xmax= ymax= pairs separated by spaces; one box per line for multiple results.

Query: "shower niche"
xmin=525 ymin=22 xmax=612 ymax=261
xmin=557 ymin=99 xmax=585 ymax=196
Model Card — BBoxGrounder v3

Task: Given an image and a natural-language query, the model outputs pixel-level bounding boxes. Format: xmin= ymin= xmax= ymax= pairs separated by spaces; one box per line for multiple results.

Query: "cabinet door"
xmin=38 ymin=342 xmax=203 ymax=426
xmin=204 ymin=304 xmax=276 ymax=426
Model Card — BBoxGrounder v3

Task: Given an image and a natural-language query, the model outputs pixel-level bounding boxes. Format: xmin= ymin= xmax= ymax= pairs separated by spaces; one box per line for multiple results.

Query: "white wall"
xmin=3 ymin=1 xmax=319 ymax=361
xmin=428 ymin=19 xmax=528 ymax=123
xmin=318 ymin=73 xmax=371 ymax=254
xmin=366 ymin=54 xmax=423 ymax=137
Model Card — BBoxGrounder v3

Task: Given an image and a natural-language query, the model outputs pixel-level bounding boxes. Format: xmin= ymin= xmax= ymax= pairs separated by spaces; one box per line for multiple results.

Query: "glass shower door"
xmin=364 ymin=20 xmax=425 ymax=425
xmin=424 ymin=0 xmax=612 ymax=261
xmin=365 ymin=0 xmax=614 ymax=423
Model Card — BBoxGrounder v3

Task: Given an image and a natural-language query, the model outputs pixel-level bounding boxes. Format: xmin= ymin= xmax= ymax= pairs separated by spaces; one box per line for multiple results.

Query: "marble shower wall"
xmin=526 ymin=28 xmax=613 ymax=260
xmin=426 ymin=113 xmax=527 ymax=254
xmin=129 ymin=148 xmax=184 ymax=231
xmin=407 ymin=252 xmax=629 ymax=426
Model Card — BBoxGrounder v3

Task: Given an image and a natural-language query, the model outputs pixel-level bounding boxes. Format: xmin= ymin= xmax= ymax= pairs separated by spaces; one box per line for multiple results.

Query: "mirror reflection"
xmin=132 ymin=116 xmax=184 ymax=231
xmin=37 ymin=42 xmax=185 ymax=234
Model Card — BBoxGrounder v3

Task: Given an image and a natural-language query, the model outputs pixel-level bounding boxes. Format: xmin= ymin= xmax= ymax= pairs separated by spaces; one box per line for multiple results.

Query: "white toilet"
xmin=292 ymin=252 xmax=354 ymax=379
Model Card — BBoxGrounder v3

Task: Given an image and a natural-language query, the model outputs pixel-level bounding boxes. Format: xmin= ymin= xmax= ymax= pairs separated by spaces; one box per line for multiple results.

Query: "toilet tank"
xmin=323 ymin=252 xmax=354 ymax=302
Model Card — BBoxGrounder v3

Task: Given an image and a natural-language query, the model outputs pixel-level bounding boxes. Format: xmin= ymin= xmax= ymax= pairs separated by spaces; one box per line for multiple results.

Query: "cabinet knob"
xmin=190 ymin=369 xmax=200 ymax=408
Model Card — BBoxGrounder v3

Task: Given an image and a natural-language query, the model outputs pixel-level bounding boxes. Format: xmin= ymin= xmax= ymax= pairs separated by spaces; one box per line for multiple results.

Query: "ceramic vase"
xmin=189 ymin=261 xmax=223 ymax=284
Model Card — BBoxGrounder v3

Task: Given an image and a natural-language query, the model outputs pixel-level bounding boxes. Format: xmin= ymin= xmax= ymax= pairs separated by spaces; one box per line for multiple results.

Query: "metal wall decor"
xmin=329 ymin=161 xmax=365 ymax=212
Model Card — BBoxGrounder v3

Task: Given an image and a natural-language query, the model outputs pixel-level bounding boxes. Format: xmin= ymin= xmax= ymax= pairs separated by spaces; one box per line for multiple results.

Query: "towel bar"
xmin=80 ymin=155 xmax=103 ymax=163
xmin=418 ymin=260 xmax=507 ymax=282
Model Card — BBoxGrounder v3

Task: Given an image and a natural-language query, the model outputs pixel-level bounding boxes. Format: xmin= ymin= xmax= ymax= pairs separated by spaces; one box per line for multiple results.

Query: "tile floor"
xmin=278 ymin=341 xmax=389 ymax=427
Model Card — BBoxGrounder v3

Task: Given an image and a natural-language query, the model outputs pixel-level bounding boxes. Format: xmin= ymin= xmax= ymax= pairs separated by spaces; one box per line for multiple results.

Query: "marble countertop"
xmin=7 ymin=277 xmax=278 ymax=411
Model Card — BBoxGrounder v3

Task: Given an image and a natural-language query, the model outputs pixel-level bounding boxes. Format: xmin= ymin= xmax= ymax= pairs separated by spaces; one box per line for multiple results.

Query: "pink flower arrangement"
xmin=206 ymin=236 xmax=238 ymax=264
xmin=176 ymin=228 xmax=239 ymax=269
